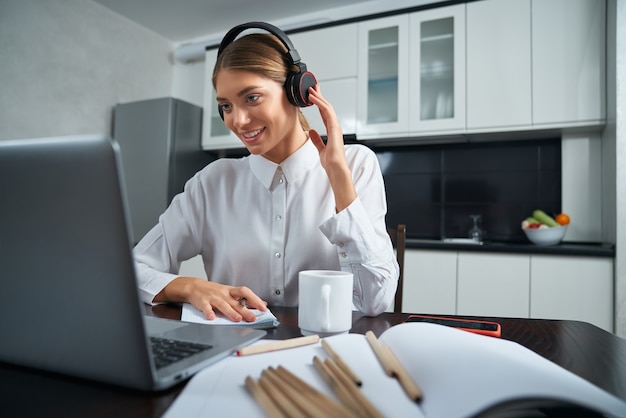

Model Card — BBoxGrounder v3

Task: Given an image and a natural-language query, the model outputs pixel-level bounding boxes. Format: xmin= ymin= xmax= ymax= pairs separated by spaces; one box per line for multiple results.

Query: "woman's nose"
xmin=231 ymin=107 xmax=250 ymax=128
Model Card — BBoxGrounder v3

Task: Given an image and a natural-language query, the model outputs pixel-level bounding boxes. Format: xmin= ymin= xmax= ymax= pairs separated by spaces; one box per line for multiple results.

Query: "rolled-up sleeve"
xmin=319 ymin=146 xmax=399 ymax=316
xmin=133 ymin=172 xmax=206 ymax=305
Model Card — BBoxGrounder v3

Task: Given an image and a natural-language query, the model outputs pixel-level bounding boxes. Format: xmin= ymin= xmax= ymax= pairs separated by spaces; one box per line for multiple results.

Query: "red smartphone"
xmin=405 ymin=314 xmax=502 ymax=338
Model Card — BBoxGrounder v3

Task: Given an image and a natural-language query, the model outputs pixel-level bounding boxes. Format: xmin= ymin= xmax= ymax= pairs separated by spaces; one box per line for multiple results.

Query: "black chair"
xmin=387 ymin=225 xmax=406 ymax=313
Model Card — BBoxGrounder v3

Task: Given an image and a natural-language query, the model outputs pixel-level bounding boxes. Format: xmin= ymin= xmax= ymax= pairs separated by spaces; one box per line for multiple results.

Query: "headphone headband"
xmin=217 ymin=21 xmax=302 ymax=65
xmin=216 ymin=21 xmax=316 ymax=112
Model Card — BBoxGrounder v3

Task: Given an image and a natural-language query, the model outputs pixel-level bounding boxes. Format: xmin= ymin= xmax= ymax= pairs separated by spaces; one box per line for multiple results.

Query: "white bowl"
xmin=523 ymin=225 xmax=568 ymax=246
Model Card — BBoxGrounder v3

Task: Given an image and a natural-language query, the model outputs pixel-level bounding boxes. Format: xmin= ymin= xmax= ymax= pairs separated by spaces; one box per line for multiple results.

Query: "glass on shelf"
xmin=468 ymin=214 xmax=484 ymax=243
xmin=367 ymin=26 xmax=399 ymax=124
xmin=420 ymin=17 xmax=454 ymax=121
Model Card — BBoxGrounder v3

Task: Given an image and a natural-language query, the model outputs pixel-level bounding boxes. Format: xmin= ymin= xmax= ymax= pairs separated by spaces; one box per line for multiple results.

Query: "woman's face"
xmin=215 ymin=69 xmax=305 ymax=163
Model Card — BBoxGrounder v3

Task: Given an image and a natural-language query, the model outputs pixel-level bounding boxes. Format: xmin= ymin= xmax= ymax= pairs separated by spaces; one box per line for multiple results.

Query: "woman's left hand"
xmin=307 ymin=85 xmax=357 ymax=212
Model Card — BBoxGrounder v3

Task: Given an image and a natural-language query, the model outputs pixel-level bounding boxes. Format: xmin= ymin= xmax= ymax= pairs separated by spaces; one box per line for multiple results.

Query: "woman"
xmin=133 ymin=26 xmax=398 ymax=323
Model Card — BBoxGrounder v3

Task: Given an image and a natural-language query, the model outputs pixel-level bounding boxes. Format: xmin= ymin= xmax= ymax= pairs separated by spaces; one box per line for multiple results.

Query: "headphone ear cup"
xmin=285 ymin=71 xmax=317 ymax=107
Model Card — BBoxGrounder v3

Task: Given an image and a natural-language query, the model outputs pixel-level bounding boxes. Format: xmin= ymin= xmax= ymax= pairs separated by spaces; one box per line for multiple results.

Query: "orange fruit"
xmin=556 ymin=213 xmax=570 ymax=225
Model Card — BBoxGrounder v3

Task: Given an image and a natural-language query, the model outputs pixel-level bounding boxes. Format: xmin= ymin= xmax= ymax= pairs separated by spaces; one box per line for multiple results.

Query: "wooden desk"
xmin=1 ymin=305 xmax=625 ymax=418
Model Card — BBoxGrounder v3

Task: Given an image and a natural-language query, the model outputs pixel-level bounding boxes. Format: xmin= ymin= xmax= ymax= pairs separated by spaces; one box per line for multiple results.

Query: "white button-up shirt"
xmin=133 ymin=140 xmax=398 ymax=316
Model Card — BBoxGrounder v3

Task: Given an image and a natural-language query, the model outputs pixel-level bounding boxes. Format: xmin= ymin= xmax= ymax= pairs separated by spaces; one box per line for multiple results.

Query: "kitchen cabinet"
xmin=531 ymin=0 xmax=606 ymax=126
xmin=291 ymin=24 xmax=359 ymax=135
xmin=408 ymin=4 xmax=465 ymax=133
xmin=457 ymin=253 xmax=531 ymax=317
xmin=201 ymin=0 xmax=607 ymax=149
xmin=403 ymin=249 xmax=614 ymax=332
xmin=466 ymin=0 xmax=605 ymax=131
xmin=356 ymin=5 xmax=465 ymax=140
xmin=466 ymin=0 xmax=532 ymax=131
xmin=530 ymin=255 xmax=613 ymax=331
xmin=357 ymin=15 xmax=410 ymax=139
xmin=201 ymin=49 xmax=242 ymax=151
xmin=289 ymin=24 xmax=358 ymax=82
xmin=301 ymin=78 xmax=357 ymax=135
xmin=403 ymin=250 xmax=457 ymax=315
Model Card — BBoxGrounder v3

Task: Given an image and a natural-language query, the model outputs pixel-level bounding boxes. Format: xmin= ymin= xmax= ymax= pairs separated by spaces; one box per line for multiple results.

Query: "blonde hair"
xmin=212 ymin=33 xmax=310 ymax=131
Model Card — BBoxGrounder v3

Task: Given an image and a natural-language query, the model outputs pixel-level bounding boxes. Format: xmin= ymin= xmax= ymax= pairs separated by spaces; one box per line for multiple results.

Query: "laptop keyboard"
xmin=150 ymin=337 xmax=213 ymax=370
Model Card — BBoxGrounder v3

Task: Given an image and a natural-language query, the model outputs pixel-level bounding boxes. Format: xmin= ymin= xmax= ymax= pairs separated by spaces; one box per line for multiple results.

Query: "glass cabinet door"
xmin=409 ymin=4 xmax=465 ymax=133
xmin=357 ymin=15 xmax=409 ymax=139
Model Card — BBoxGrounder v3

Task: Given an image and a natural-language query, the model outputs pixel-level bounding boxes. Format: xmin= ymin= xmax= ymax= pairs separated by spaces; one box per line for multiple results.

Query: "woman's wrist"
xmin=327 ymin=165 xmax=357 ymax=212
xmin=153 ymin=276 xmax=198 ymax=304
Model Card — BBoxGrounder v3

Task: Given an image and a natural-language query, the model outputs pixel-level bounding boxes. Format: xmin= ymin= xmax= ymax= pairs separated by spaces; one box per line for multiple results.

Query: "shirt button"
xmin=340 ymin=252 xmax=347 ymax=258
xmin=338 ymin=242 xmax=345 ymax=248
xmin=278 ymin=178 xmax=284 ymax=184
xmin=275 ymin=252 xmax=281 ymax=258
xmin=275 ymin=289 xmax=281 ymax=295
xmin=275 ymin=215 xmax=282 ymax=221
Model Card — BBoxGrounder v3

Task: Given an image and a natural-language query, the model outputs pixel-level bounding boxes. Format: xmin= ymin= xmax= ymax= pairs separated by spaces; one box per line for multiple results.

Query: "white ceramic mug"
xmin=298 ymin=270 xmax=353 ymax=337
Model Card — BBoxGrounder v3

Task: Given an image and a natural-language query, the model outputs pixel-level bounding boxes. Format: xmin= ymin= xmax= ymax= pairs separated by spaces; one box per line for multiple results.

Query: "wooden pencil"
xmin=257 ymin=370 xmax=307 ymax=418
xmin=244 ymin=375 xmax=287 ymax=418
xmin=365 ymin=330 xmax=423 ymax=403
xmin=273 ymin=366 xmax=353 ymax=417
xmin=313 ymin=356 xmax=360 ymax=414
xmin=262 ymin=369 xmax=323 ymax=418
xmin=321 ymin=338 xmax=362 ymax=386
xmin=382 ymin=344 xmax=423 ymax=402
xmin=236 ymin=334 xmax=320 ymax=356
xmin=365 ymin=331 xmax=395 ymax=376
xmin=323 ymin=358 xmax=384 ymax=418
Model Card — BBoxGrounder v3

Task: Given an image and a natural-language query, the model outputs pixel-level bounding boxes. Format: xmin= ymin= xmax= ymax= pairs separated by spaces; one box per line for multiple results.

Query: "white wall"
xmin=0 ymin=0 xmax=174 ymax=141
xmin=172 ymin=61 xmax=205 ymax=108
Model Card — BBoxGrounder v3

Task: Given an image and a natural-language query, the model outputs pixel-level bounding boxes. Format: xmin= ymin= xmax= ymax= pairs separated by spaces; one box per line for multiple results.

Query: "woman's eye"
xmin=219 ymin=103 xmax=231 ymax=112
xmin=246 ymin=95 xmax=260 ymax=104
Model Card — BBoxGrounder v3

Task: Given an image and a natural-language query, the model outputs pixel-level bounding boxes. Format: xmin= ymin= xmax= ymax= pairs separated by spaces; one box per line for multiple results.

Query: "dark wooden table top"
xmin=1 ymin=304 xmax=625 ymax=418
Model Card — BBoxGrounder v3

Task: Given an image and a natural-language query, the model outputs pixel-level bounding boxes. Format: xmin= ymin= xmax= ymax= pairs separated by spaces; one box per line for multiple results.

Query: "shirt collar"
xmin=248 ymin=139 xmax=319 ymax=189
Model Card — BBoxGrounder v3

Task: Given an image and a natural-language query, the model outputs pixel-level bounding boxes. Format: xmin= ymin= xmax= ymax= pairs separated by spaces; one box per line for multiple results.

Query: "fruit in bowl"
xmin=521 ymin=210 xmax=570 ymax=246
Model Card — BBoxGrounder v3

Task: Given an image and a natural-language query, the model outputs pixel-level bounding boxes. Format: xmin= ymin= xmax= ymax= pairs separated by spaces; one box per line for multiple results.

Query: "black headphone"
xmin=216 ymin=21 xmax=317 ymax=120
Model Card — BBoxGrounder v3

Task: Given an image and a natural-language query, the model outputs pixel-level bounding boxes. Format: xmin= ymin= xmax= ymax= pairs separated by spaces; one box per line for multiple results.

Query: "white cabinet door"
xmin=291 ymin=24 xmax=359 ymax=136
xmin=530 ymin=255 xmax=613 ymax=332
xmin=301 ymin=78 xmax=357 ymax=135
xmin=457 ymin=253 xmax=530 ymax=317
xmin=357 ymin=15 xmax=410 ymax=139
xmin=466 ymin=0 xmax=532 ymax=130
xmin=408 ymin=4 xmax=466 ymax=134
xmin=201 ymin=49 xmax=243 ymax=151
xmin=531 ymin=0 xmax=606 ymax=126
xmin=289 ymin=23 xmax=358 ymax=81
xmin=403 ymin=250 xmax=457 ymax=315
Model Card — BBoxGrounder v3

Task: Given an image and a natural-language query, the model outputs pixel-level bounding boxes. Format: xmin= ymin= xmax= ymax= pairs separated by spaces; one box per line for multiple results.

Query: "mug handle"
xmin=321 ymin=284 xmax=331 ymax=332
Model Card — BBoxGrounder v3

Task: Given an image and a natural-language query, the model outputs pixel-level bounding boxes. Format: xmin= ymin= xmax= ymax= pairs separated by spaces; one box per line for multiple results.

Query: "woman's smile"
xmin=240 ymin=128 xmax=265 ymax=143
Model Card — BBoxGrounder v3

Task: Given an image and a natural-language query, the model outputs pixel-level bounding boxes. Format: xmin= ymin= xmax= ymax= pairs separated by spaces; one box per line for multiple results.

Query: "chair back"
xmin=387 ymin=224 xmax=406 ymax=313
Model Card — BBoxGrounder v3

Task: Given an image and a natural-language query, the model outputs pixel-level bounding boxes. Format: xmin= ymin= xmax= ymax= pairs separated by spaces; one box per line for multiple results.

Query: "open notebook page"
xmin=163 ymin=322 xmax=626 ymax=417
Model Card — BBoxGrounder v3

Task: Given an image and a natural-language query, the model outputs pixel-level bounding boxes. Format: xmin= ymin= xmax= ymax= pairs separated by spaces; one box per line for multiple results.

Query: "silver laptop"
xmin=0 ymin=135 xmax=265 ymax=391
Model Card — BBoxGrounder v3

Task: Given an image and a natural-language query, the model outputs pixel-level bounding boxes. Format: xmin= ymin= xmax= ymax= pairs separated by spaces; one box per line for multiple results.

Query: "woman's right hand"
xmin=152 ymin=277 xmax=267 ymax=322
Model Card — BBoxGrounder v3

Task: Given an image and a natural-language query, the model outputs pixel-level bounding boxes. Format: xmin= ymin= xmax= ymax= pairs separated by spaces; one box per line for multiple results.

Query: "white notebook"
xmin=163 ymin=322 xmax=626 ymax=417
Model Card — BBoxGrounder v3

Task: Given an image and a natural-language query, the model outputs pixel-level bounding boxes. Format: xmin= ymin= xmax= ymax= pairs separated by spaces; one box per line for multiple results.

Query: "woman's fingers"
xmin=191 ymin=283 xmax=267 ymax=323
xmin=309 ymin=129 xmax=325 ymax=153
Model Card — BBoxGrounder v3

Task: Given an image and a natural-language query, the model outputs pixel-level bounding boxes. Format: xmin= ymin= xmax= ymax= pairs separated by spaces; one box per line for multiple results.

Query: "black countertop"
xmin=407 ymin=239 xmax=615 ymax=257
